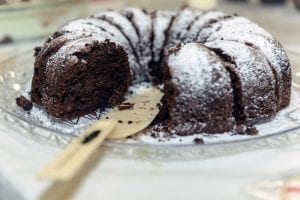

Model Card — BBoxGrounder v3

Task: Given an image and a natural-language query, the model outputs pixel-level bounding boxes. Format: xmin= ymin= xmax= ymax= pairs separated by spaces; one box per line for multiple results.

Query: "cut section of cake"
xmin=91 ymin=11 xmax=145 ymax=81
xmin=39 ymin=37 xmax=131 ymax=119
xmin=59 ymin=18 xmax=142 ymax=80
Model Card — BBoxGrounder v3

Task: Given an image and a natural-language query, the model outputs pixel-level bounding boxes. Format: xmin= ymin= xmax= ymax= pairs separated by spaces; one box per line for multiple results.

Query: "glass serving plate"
xmin=0 ymin=49 xmax=300 ymax=160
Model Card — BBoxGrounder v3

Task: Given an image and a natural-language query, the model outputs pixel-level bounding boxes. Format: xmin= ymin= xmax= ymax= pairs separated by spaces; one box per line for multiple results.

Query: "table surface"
xmin=1 ymin=2 xmax=300 ymax=200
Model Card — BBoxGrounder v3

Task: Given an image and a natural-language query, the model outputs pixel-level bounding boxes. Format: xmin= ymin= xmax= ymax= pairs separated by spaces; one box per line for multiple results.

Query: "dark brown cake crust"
xmin=206 ymin=40 xmax=277 ymax=124
xmin=160 ymin=43 xmax=235 ymax=135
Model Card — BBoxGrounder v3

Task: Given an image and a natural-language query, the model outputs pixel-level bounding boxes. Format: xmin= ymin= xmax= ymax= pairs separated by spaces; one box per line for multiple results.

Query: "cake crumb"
xmin=194 ymin=137 xmax=204 ymax=144
xmin=16 ymin=95 xmax=33 ymax=111
xmin=117 ymin=102 xmax=134 ymax=110
xmin=246 ymin=125 xmax=258 ymax=135
xmin=235 ymin=124 xmax=247 ymax=134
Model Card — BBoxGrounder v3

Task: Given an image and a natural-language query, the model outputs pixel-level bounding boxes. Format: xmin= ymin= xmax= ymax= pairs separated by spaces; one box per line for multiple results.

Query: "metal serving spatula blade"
xmin=106 ymin=87 xmax=163 ymax=139
xmin=38 ymin=87 xmax=163 ymax=181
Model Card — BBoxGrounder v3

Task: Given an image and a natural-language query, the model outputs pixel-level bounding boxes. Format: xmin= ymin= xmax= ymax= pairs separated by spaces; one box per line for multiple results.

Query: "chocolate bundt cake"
xmin=31 ymin=7 xmax=291 ymax=135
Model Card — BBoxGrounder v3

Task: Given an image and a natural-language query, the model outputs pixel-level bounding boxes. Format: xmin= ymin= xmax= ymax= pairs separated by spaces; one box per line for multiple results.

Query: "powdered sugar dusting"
xmin=91 ymin=11 xmax=148 ymax=80
xmin=164 ymin=8 xmax=203 ymax=55
xmin=165 ymin=43 xmax=234 ymax=135
xmin=182 ymin=10 xmax=227 ymax=43
xmin=199 ymin=16 xmax=273 ymax=42
xmin=120 ymin=7 xmax=153 ymax=67
xmin=92 ymin=11 xmax=140 ymax=55
xmin=59 ymin=18 xmax=143 ymax=80
xmin=61 ymin=19 xmax=123 ymax=43
xmin=206 ymin=31 xmax=291 ymax=108
xmin=152 ymin=10 xmax=175 ymax=62
xmin=205 ymin=40 xmax=277 ymax=121
xmin=92 ymin=11 xmax=139 ymax=42
xmin=167 ymin=43 xmax=231 ymax=102
xmin=46 ymin=37 xmax=104 ymax=77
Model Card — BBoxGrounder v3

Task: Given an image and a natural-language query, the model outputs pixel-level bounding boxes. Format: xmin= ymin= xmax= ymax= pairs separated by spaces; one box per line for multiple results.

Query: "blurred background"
xmin=0 ymin=0 xmax=299 ymax=50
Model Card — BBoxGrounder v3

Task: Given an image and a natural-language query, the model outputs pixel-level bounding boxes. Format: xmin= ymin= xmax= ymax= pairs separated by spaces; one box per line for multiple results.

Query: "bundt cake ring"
xmin=30 ymin=7 xmax=291 ymax=136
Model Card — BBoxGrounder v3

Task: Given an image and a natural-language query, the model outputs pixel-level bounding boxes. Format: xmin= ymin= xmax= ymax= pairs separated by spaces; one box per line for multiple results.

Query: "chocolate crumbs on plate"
xmin=16 ymin=95 xmax=33 ymax=111
xmin=117 ymin=102 xmax=134 ymax=110
xmin=194 ymin=137 xmax=204 ymax=144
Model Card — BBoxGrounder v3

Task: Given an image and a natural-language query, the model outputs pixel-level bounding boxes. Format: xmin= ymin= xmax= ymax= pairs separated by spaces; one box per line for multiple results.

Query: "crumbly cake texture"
xmin=31 ymin=7 xmax=291 ymax=135
xmin=91 ymin=11 xmax=145 ymax=81
xmin=33 ymin=37 xmax=130 ymax=119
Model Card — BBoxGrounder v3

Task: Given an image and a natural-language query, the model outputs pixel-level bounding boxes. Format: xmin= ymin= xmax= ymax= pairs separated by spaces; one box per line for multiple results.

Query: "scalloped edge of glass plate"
xmin=1 ymin=49 xmax=300 ymax=160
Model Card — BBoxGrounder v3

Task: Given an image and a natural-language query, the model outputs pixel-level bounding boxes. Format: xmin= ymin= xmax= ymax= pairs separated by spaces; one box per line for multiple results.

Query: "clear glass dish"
xmin=0 ymin=48 xmax=300 ymax=160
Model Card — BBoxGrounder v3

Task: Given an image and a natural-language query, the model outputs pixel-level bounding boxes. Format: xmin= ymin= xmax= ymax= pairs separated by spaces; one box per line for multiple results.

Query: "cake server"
xmin=38 ymin=87 xmax=163 ymax=181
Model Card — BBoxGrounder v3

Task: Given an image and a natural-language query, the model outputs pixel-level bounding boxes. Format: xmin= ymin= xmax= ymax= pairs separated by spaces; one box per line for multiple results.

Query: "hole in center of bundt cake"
xmin=42 ymin=41 xmax=131 ymax=119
